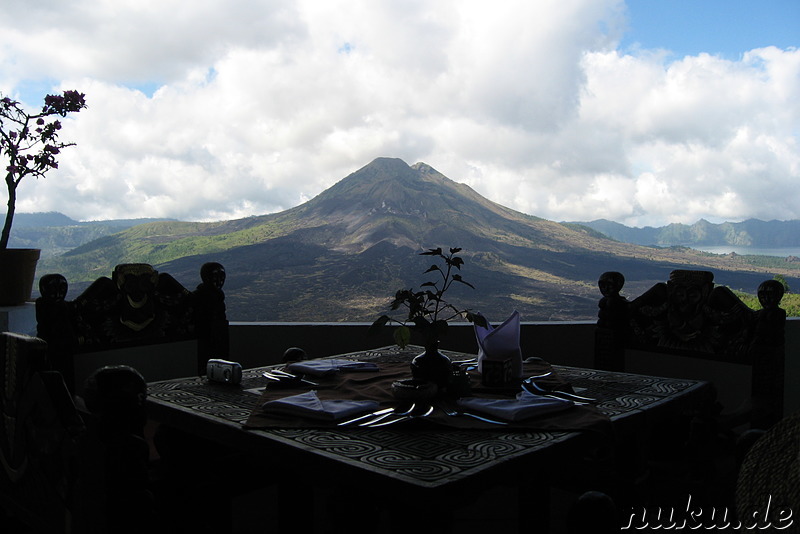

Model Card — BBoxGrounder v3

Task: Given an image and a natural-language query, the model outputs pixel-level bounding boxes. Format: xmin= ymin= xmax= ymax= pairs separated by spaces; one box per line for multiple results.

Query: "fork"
xmin=355 ymin=403 xmax=416 ymax=427
xmin=439 ymin=405 xmax=507 ymax=425
xmin=363 ymin=405 xmax=433 ymax=427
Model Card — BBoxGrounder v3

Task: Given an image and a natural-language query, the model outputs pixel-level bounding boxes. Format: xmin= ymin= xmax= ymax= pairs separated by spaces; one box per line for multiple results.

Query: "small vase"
xmin=410 ymin=344 xmax=452 ymax=389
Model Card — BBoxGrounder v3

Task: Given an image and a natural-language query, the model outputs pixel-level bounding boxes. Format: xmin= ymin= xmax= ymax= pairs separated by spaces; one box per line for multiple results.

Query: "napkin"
xmin=474 ymin=311 xmax=524 ymax=379
xmin=286 ymin=359 xmax=379 ymax=377
xmin=262 ymin=390 xmax=380 ymax=421
xmin=456 ymin=389 xmax=573 ymax=422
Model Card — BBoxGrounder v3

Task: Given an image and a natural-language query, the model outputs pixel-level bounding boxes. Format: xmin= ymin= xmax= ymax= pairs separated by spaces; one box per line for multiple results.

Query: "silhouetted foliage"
xmin=370 ymin=247 xmax=486 ymax=347
xmin=1 ymin=90 xmax=86 ymax=248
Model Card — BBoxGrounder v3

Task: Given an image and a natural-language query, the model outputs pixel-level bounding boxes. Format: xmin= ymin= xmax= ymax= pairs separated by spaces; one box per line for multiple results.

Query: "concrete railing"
xmin=2 ymin=303 xmax=797 ymax=414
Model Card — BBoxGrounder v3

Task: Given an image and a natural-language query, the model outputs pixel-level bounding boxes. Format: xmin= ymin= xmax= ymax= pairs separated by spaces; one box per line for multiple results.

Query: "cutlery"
xmin=364 ymin=405 xmax=433 ymax=427
xmin=440 ymin=405 xmax=507 ymax=425
xmin=541 ymin=393 xmax=588 ymax=406
xmin=521 ymin=378 xmax=596 ymax=403
xmin=269 ymin=368 xmax=319 ymax=386
xmin=337 ymin=407 xmax=395 ymax=427
xmin=262 ymin=370 xmax=319 ymax=389
xmin=357 ymin=403 xmax=416 ymax=426
xmin=526 ymin=371 xmax=553 ymax=380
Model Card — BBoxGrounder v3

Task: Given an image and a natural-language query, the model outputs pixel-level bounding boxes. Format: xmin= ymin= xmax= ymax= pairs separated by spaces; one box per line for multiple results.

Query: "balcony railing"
xmin=3 ymin=303 xmax=798 ymax=416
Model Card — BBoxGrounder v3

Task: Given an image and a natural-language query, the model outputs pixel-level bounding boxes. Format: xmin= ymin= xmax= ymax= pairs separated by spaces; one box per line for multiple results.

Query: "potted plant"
xmin=370 ymin=247 xmax=486 ymax=388
xmin=0 ymin=90 xmax=86 ymax=305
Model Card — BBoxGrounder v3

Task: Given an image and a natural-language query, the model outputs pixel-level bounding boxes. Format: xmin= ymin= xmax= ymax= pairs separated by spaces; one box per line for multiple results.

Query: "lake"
xmin=694 ymin=246 xmax=800 ymax=257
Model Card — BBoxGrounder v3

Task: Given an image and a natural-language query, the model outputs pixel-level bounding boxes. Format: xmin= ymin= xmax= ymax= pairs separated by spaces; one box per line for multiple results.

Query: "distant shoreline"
xmin=694 ymin=246 xmax=800 ymax=258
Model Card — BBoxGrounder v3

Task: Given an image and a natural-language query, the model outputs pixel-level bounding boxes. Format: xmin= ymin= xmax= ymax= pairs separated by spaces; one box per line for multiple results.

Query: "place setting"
xmin=242 ymin=308 xmax=609 ymax=432
xmin=242 ymin=345 xmax=609 ymax=433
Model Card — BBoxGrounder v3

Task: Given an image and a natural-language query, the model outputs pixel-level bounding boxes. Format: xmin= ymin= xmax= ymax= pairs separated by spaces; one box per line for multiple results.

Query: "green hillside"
xmin=36 ymin=158 xmax=800 ymax=321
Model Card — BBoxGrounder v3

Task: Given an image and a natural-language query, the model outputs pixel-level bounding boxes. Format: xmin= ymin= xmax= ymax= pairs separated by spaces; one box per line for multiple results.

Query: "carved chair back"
xmin=0 ymin=332 xmax=156 ymax=533
xmin=35 ymin=262 xmax=229 ymax=393
xmin=595 ymin=269 xmax=785 ymax=429
xmin=0 ymin=331 xmax=85 ymax=533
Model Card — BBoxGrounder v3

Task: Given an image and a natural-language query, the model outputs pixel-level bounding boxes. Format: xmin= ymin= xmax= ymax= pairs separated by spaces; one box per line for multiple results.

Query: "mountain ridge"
xmin=569 ymin=218 xmax=800 ymax=249
xmin=31 ymin=157 xmax=800 ymax=321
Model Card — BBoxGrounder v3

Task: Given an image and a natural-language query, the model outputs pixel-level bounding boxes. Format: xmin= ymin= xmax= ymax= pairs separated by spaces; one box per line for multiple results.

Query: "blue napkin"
xmin=286 ymin=359 xmax=379 ymax=377
xmin=262 ymin=390 xmax=380 ymax=421
xmin=456 ymin=389 xmax=573 ymax=422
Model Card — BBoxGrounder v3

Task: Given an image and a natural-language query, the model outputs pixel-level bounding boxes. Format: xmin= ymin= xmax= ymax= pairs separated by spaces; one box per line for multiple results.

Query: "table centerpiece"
xmin=370 ymin=246 xmax=486 ymax=390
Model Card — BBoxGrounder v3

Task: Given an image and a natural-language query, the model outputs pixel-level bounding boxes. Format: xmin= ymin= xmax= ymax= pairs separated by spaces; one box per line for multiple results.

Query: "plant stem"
xmin=1 ymin=172 xmax=14 ymax=249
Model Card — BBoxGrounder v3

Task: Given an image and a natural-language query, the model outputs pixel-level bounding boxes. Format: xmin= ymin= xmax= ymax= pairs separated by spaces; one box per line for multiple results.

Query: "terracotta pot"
xmin=0 ymin=248 xmax=41 ymax=306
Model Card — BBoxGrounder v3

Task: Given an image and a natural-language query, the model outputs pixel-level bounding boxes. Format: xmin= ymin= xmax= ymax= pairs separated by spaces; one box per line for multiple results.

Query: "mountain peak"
xmin=410 ymin=161 xmax=437 ymax=175
xmin=298 ymin=157 xmax=442 ymax=229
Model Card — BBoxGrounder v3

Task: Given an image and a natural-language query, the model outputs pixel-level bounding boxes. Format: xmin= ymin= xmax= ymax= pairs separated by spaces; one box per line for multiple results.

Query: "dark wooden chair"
xmin=594 ymin=269 xmax=785 ymax=430
xmin=593 ymin=270 xmax=787 ymax=516
xmin=736 ymin=410 xmax=799 ymax=528
xmin=0 ymin=331 xmax=86 ymax=533
xmin=35 ymin=262 xmax=229 ymax=394
xmin=0 ymin=330 xmax=185 ymax=534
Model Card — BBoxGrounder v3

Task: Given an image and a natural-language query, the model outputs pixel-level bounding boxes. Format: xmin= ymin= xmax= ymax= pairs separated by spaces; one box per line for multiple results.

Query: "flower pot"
xmin=0 ymin=248 xmax=41 ymax=306
xmin=410 ymin=345 xmax=452 ymax=389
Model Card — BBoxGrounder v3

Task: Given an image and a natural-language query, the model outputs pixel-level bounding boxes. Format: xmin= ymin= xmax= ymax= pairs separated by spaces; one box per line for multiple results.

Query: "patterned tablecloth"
xmin=146 ymin=346 xmax=712 ymax=490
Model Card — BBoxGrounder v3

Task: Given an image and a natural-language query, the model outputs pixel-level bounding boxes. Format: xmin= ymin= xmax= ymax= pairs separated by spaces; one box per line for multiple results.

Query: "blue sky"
xmin=0 ymin=0 xmax=798 ymax=227
xmin=622 ymin=0 xmax=799 ymax=59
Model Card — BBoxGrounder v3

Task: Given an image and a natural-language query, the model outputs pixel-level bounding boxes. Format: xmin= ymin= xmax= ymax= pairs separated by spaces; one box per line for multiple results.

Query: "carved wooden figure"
xmin=192 ymin=262 xmax=230 ymax=375
xmin=594 ymin=269 xmax=786 ymax=429
xmin=35 ymin=263 xmax=228 ymax=392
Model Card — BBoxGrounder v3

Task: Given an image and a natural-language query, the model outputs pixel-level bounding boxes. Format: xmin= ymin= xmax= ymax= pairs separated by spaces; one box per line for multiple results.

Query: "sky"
xmin=1 ymin=0 xmax=798 ymax=228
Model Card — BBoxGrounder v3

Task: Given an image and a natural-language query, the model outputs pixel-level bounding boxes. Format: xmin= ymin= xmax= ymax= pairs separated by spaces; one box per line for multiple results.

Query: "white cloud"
xmin=2 ymin=0 xmax=798 ymax=228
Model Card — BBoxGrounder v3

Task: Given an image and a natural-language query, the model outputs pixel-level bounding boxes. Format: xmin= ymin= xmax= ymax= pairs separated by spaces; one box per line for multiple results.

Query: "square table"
xmin=145 ymin=346 xmax=712 ymax=532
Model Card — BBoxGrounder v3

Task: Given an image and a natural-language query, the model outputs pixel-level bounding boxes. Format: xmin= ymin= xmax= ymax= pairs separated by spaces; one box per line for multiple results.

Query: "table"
xmin=146 ymin=346 xmax=712 ymax=532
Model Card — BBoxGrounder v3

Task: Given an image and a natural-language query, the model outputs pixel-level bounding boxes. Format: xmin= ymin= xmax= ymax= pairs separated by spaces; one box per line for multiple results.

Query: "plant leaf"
xmin=412 ymin=316 xmax=431 ymax=329
xmin=393 ymin=326 xmax=411 ymax=348
xmin=424 ymin=264 xmax=441 ymax=273
xmin=465 ymin=312 xmax=488 ymax=328
xmin=452 ymin=274 xmax=475 ymax=289
xmin=420 ymin=247 xmax=442 ymax=256
xmin=368 ymin=315 xmax=390 ymax=336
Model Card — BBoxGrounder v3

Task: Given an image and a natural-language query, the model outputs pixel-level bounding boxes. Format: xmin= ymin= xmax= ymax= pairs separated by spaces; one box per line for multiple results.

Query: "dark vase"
xmin=410 ymin=343 xmax=452 ymax=389
xmin=0 ymin=248 xmax=41 ymax=306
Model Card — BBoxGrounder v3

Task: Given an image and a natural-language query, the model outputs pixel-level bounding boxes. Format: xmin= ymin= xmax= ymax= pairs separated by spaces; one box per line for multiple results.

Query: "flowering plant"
xmin=1 ymin=90 xmax=87 ymax=249
xmin=370 ymin=247 xmax=486 ymax=349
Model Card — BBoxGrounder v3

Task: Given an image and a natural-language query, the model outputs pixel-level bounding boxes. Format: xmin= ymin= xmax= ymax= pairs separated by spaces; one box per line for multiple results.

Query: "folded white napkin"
xmin=474 ymin=310 xmax=524 ymax=379
xmin=456 ymin=389 xmax=573 ymax=422
xmin=286 ymin=359 xmax=379 ymax=377
xmin=262 ymin=390 xmax=380 ymax=421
